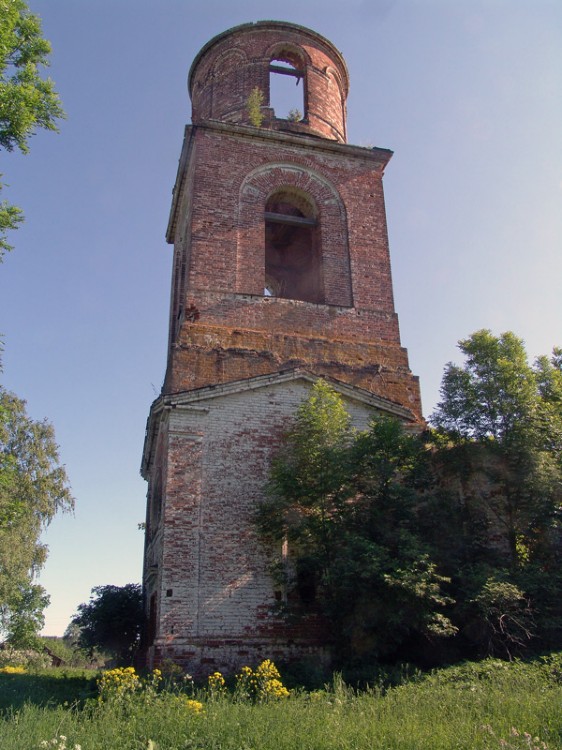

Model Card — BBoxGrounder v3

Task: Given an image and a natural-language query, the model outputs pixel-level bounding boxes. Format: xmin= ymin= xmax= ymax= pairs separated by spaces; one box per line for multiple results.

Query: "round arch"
xmin=236 ymin=163 xmax=352 ymax=306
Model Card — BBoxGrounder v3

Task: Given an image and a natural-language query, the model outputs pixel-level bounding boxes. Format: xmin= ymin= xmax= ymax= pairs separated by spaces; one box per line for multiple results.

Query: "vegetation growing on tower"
xmin=257 ymin=332 xmax=562 ymax=668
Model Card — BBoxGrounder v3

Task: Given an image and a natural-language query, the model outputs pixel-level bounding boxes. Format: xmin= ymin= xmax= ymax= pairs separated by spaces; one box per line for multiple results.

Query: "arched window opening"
xmin=269 ymin=58 xmax=304 ymax=121
xmin=149 ymin=470 xmax=163 ymax=536
xmin=264 ymin=190 xmax=324 ymax=303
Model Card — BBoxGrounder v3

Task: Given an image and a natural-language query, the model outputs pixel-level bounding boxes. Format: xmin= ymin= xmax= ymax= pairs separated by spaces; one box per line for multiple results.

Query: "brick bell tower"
xmin=141 ymin=21 xmax=423 ymax=673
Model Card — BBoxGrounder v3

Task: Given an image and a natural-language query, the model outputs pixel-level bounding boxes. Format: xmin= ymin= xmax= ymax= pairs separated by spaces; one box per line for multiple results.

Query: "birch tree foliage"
xmin=0 ymin=0 xmax=65 ymax=258
xmin=0 ymin=386 xmax=73 ymax=643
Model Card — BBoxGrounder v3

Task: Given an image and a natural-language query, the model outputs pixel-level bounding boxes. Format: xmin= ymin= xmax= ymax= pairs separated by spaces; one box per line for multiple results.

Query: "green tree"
xmin=0 ymin=386 xmax=73 ymax=644
xmin=336 ymin=418 xmax=455 ymax=660
xmin=0 ymin=2 xmax=67 ymax=644
xmin=430 ymin=331 xmax=562 ymax=655
xmin=432 ymin=330 xmax=540 ymax=445
xmin=258 ymin=379 xmax=351 ymax=566
xmin=431 ymin=330 xmax=562 ymax=568
xmin=257 ymin=380 xmax=455 ymax=666
xmin=2 ymin=582 xmax=49 ymax=647
xmin=69 ymin=584 xmax=144 ymax=665
xmin=0 ymin=0 xmax=65 ymax=258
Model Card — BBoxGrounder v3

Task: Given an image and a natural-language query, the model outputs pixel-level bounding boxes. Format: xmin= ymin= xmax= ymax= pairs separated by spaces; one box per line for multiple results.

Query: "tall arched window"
xmin=149 ymin=469 xmax=163 ymax=538
xmin=264 ymin=189 xmax=323 ymax=303
xmin=269 ymin=56 xmax=304 ymax=121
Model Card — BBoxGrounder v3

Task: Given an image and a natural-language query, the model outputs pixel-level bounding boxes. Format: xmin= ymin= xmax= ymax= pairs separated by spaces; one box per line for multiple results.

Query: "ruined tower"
xmin=141 ymin=21 xmax=423 ymax=673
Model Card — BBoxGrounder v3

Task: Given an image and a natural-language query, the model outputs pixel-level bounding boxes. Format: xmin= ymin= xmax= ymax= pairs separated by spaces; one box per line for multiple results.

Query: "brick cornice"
xmin=193 ymin=119 xmax=393 ymax=164
xmin=166 ymin=121 xmax=392 ymax=243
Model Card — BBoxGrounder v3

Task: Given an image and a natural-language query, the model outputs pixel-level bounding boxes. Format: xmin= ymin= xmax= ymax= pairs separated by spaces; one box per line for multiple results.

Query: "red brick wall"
xmin=163 ymin=120 xmax=421 ymax=420
xmin=189 ymin=21 xmax=349 ymax=142
xmin=171 ymin=124 xmax=393 ymax=308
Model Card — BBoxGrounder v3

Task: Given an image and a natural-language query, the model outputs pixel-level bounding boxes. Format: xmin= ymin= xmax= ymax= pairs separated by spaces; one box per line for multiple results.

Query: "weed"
xmin=247 ymin=87 xmax=264 ymax=127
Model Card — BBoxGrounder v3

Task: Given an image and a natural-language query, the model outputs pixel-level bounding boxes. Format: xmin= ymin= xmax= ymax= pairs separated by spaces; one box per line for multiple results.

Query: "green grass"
xmin=0 ymin=668 xmax=97 ymax=711
xmin=1 ymin=656 xmax=561 ymax=749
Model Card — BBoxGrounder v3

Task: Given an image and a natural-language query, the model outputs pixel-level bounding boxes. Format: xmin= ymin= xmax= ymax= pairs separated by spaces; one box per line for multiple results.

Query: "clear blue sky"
xmin=0 ymin=0 xmax=560 ymax=636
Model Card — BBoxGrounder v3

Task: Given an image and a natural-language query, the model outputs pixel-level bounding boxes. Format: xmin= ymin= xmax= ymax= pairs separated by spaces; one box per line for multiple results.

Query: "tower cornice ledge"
xmin=196 ymin=119 xmax=393 ymax=163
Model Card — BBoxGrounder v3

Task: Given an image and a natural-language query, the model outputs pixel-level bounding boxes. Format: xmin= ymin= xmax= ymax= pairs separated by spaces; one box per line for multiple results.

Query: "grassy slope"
xmin=1 ymin=657 xmax=561 ymax=750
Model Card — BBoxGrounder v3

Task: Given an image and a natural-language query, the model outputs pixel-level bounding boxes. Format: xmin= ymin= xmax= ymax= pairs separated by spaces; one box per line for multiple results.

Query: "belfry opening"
xmin=264 ymin=189 xmax=322 ymax=303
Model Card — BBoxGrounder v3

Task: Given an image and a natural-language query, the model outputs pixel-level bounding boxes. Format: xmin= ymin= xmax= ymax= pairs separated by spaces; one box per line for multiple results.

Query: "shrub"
xmin=0 ymin=646 xmax=50 ymax=670
xmin=247 ymin=87 xmax=264 ymax=127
